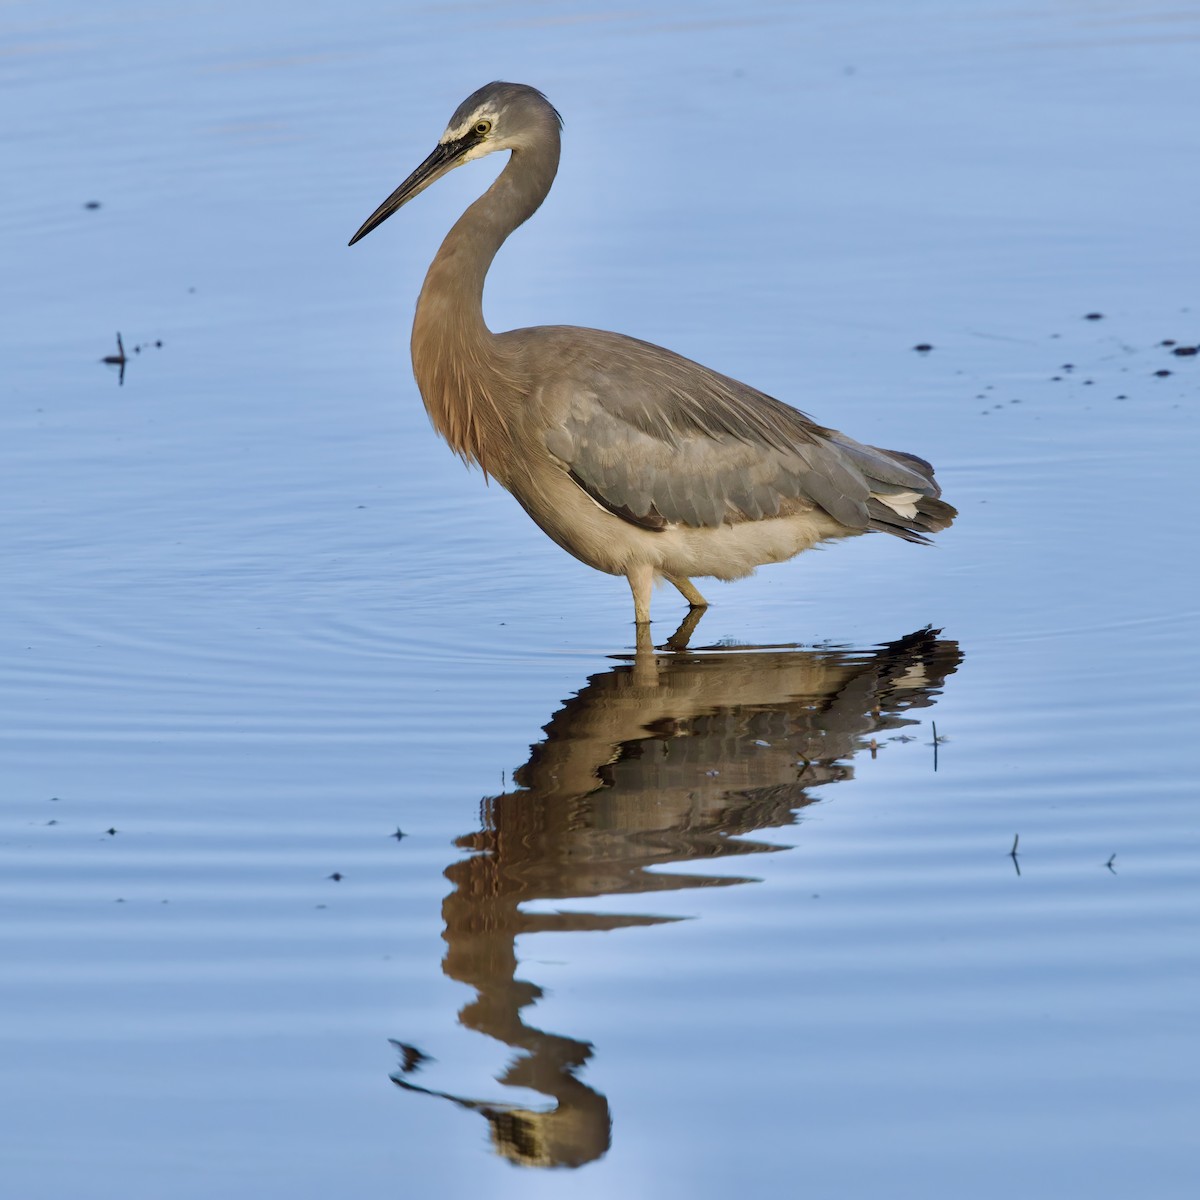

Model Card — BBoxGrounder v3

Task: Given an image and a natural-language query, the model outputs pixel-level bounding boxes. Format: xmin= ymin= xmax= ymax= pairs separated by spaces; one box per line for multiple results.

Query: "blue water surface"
xmin=2 ymin=2 xmax=1198 ymax=1196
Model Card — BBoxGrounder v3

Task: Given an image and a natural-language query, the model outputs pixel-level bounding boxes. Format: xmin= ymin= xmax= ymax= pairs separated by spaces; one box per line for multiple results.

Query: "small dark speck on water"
xmin=46 ymin=820 xmax=57 ymax=826
xmin=1105 ymin=854 xmax=1118 ymax=873
xmin=1062 ymin=363 xmax=1075 ymax=371
xmin=327 ymin=872 xmax=343 ymax=882
xmin=1161 ymin=339 xmax=1177 ymax=346
xmin=1084 ymin=312 xmax=1104 ymax=320
xmin=1154 ymin=369 xmax=1172 ymax=377
xmin=390 ymin=827 xmax=406 ymax=841
xmin=105 ymin=827 xmax=118 ymax=836
xmin=84 ymin=200 xmax=101 ymax=210
xmin=1116 ymin=394 xmax=1127 ymax=400
xmin=1171 ymin=345 xmax=1198 ymax=357
xmin=913 ymin=343 xmax=933 ymax=353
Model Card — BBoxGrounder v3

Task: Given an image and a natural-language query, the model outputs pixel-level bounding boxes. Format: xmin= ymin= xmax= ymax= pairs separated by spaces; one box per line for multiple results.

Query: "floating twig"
xmin=101 ymin=332 xmax=125 ymax=363
xmin=100 ymin=333 xmax=163 ymax=384
xmin=389 ymin=1039 xmax=431 ymax=1076
xmin=101 ymin=331 xmax=127 ymax=385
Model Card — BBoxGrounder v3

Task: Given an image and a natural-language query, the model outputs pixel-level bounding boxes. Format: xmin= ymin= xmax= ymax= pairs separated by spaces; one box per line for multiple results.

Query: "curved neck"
xmin=412 ymin=136 xmax=559 ymax=474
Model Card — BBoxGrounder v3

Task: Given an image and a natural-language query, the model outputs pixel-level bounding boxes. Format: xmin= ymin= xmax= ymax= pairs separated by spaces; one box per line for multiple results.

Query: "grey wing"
xmin=539 ymin=332 xmax=946 ymax=537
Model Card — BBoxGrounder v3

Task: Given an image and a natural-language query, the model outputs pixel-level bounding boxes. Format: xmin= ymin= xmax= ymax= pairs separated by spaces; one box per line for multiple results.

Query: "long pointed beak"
xmin=348 ymin=140 xmax=466 ymax=246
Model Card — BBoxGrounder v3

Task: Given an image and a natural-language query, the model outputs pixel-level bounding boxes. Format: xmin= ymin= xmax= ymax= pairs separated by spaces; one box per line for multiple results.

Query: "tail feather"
xmin=812 ymin=433 xmax=956 ymax=545
xmin=880 ymin=447 xmax=938 ymax=485
xmin=865 ymin=496 xmax=956 ymax=541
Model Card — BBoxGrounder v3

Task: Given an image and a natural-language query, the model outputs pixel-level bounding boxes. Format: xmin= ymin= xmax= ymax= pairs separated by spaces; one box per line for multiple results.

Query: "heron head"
xmin=348 ymin=82 xmax=561 ymax=247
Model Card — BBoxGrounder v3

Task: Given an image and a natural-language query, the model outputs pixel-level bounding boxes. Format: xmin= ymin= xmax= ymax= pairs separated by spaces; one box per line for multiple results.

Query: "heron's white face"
xmin=348 ymin=83 xmax=560 ymax=246
xmin=437 ymin=82 xmax=561 ymax=161
xmin=438 ymin=106 xmax=509 ymax=162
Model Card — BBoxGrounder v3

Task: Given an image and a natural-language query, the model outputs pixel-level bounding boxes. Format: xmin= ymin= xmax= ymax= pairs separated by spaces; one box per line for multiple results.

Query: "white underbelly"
xmin=644 ymin=510 xmax=855 ymax=581
xmin=507 ymin=458 xmax=864 ymax=581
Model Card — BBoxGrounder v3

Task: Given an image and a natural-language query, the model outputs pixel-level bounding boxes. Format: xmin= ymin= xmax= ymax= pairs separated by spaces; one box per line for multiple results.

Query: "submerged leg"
xmin=665 ymin=573 xmax=708 ymax=610
xmin=634 ymin=620 xmax=656 ymax=660
xmin=626 ymin=563 xmax=654 ymax=625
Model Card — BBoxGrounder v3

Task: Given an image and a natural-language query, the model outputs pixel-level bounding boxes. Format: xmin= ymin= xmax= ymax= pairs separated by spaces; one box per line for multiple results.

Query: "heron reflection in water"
xmin=389 ymin=627 xmax=961 ymax=1168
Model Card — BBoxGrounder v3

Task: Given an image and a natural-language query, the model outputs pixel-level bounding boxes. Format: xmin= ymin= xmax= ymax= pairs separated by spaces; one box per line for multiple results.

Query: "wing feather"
xmin=519 ymin=327 xmax=951 ymax=538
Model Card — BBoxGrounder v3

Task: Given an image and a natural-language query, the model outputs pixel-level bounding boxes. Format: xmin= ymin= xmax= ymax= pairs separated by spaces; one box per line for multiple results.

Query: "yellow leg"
xmin=626 ymin=564 xmax=654 ymax=625
xmin=665 ymin=573 xmax=708 ymax=609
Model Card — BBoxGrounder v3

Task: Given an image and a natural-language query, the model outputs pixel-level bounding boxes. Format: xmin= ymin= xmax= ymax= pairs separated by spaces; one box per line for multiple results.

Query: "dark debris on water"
xmin=101 ymin=332 xmax=165 ymax=386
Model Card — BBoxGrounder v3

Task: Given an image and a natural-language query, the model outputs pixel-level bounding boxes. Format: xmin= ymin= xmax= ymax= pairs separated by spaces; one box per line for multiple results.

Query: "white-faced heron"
xmin=349 ymin=82 xmax=955 ymax=625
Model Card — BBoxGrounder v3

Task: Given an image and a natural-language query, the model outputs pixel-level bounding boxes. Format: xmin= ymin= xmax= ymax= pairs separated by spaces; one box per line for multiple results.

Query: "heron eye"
xmin=474 ymin=119 xmax=492 ymax=136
